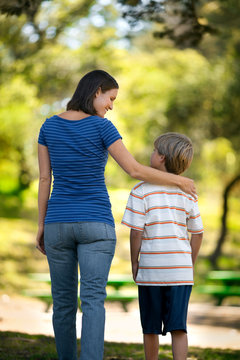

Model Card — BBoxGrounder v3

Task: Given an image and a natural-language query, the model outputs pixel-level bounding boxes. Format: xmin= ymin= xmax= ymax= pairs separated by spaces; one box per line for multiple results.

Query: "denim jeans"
xmin=44 ymin=222 xmax=116 ymax=360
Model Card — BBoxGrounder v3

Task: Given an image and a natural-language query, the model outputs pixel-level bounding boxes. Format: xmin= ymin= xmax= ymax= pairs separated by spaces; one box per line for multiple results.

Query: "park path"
xmin=0 ymin=294 xmax=239 ymax=349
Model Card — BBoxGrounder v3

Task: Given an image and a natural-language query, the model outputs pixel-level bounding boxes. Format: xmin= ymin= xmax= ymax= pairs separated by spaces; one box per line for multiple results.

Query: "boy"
xmin=122 ymin=132 xmax=203 ymax=360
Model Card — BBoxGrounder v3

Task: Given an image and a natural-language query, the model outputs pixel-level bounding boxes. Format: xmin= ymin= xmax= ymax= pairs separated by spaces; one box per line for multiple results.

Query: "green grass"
xmin=0 ymin=331 xmax=239 ymax=360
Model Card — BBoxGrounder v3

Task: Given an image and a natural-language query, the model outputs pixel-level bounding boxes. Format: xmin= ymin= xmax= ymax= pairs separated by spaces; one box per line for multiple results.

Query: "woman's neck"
xmin=57 ymin=110 xmax=91 ymax=120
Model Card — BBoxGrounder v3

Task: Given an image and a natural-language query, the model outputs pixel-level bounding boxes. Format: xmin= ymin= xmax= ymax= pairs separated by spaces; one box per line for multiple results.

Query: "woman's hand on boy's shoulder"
xmin=179 ymin=176 xmax=197 ymax=199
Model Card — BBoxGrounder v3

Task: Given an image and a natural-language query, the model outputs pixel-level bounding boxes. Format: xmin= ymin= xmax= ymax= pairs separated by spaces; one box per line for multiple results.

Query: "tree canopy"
xmin=0 ymin=0 xmax=240 ymax=266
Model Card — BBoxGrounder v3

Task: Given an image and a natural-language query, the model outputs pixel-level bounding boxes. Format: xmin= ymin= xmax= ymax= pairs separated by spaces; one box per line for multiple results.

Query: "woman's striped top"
xmin=38 ymin=115 xmax=121 ymax=226
xmin=122 ymin=181 xmax=204 ymax=286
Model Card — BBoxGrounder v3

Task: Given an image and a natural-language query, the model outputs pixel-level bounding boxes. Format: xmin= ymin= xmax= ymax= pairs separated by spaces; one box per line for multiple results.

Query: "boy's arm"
xmin=130 ymin=229 xmax=143 ymax=281
xmin=190 ymin=233 xmax=203 ymax=266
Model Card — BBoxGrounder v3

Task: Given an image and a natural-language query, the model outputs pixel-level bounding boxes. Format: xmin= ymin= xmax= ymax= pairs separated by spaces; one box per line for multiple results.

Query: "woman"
xmin=36 ymin=70 xmax=196 ymax=360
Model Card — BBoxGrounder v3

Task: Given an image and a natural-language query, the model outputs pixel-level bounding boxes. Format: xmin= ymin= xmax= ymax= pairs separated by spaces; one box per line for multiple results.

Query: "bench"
xmin=22 ymin=289 xmax=53 ymax=312
xmin=106 ymin=275 xmax=138 ymax=311
xmin=23 ymin=273 xmax=138 ymax=312
xmin=197 ymin=270 xmax=240 ymax=305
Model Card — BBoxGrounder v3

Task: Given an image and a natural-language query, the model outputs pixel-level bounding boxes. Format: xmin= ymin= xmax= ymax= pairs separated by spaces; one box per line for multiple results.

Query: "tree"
xmin=0 ymin=0 xmax=43 ymax=18
xmin=118 ymin=0 xmax=216 ymax=48
xmin=117 ymin=0 xmax=240 ymax=266
xmin=0 ymin=0 xmax=124 ymax=192
xmin=1 ymin=0 xmax=240 ymax=265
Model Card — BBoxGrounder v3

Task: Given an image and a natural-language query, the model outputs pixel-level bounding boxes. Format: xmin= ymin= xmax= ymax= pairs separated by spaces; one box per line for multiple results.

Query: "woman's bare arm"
xmin=108 ymin=139 xmax=196 ymax=197
xmin=36 ymin=144 xmax=52 ymax=254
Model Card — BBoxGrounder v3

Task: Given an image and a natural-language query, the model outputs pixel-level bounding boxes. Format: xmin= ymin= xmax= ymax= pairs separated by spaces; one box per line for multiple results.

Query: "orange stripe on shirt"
xmin=139 ymin=266 xmax=192 ymax=269
xmin=189 ymin=214 xmax=200 ymax=219
xmin=137 ymin=280 xmax=193 ymax=284
xmin=145 ymin=221 xmax=186 ymax=227
xmin=130 ymin=192 xmax=143 ymax=200
xmin=143 ymin=236 xmax=188 ymax=241
xmin=140 ymin=251 xmax=192 ymax=255
xmin=188 ymin=229 xmax=204 ymax=233
xmin=133 ymin=182 xmax=145 ymax=191
xmin=121 ymin=220 xmax=144 ymax=231
xmin=146 ymin=206 xmax=188 ymax=214
xmin=126 ymin=207 xmax=145 ymax=216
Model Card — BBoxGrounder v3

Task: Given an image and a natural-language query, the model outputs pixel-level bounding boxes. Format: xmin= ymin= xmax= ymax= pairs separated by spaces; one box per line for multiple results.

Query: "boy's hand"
xmin=130 ymin=229 xmax=142 ymax=282
xmin=132 ymin=262 xmax=139 ymax=282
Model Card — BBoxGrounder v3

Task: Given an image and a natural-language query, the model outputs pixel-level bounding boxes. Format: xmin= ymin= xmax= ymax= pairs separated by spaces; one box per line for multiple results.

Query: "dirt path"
xmin=0 ymin=294 xmax=240 ymax=349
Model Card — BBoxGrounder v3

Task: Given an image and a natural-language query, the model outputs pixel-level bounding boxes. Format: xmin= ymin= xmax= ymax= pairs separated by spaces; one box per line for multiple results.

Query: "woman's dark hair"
xmin=67 ymin=70 xmax=119 ymax=115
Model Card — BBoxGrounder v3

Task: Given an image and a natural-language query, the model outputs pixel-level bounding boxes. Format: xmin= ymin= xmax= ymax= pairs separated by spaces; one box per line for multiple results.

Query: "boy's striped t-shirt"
xmin=122 ymin=181 xmax=203 ymax=286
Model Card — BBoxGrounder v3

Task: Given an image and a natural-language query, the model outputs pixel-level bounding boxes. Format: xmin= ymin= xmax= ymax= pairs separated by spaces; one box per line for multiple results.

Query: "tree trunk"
xmin=17 ymin=146 xmax=32 ymax=192
xmin=0 ymin=0 xmax=42 ymax=18
xmin=210 ymin=174 xmax=240 ymax=268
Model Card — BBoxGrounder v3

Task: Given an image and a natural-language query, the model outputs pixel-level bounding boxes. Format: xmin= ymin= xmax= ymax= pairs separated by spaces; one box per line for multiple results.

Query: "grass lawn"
xmin=0 ymin=331 xmax=239 ymax=360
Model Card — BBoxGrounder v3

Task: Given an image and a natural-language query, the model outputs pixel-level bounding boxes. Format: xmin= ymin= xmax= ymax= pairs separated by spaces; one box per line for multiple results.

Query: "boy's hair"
xmin=154 ymin=132 xmax=193 ymax=175
xmin=67 ymin=70 xmax=119 ymax=115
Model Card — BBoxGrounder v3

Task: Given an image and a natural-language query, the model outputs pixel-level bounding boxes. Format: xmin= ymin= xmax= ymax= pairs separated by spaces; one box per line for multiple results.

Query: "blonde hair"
xmin=154 ymin=132 xmax=193 ymax=175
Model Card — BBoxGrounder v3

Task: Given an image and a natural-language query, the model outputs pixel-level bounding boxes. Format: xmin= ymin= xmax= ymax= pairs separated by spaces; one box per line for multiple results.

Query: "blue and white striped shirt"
xmin=38 ymin=115 xmax=121 ymax=226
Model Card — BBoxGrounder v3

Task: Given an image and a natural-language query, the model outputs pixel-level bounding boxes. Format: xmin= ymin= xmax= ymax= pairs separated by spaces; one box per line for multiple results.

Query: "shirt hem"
xmin=136 ymin=282 xmax=194 ymax=286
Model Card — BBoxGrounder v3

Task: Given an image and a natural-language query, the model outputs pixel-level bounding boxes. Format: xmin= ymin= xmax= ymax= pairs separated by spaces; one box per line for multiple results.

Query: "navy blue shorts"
xmin=138 ymin=285 xmax=192 ymax=335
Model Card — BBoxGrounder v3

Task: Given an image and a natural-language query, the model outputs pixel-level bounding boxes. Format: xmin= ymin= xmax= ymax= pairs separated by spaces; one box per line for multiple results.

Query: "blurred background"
xmin=0 ymin=0 xmax=239 ymax=306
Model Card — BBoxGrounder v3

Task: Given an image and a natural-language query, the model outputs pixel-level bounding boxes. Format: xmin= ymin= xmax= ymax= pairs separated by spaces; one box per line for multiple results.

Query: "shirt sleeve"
xmin=38 ymin=122 xmax=47 ymax=146
xmin=100 ymin=118 xmax=122 ymax=149
xmin=187 ymin=199 xmax=204 ymax=234
xmin=121 ymin=183 xmax=146 ymax=231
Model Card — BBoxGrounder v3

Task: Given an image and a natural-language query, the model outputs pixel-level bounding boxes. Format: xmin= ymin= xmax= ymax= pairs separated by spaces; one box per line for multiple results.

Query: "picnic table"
xmin=23 ymin=273 xmax=137 ymax=312
xmin=197 ymin=270 xmax=240 ymax=305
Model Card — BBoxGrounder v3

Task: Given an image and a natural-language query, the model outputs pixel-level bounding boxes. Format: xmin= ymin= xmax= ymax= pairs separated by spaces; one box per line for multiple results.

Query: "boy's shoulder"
xmin=131 ymin=181 xmax=197 ymax=202
xmin=131 ymin=181 xmax=182 ymax=193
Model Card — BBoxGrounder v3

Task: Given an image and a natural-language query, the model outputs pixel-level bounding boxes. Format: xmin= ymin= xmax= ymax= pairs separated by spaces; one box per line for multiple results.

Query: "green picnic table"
xmin=197 ymin=270 xmax=240 ymax=305
xmin=23 ymin=273 xmax=137 ymax=312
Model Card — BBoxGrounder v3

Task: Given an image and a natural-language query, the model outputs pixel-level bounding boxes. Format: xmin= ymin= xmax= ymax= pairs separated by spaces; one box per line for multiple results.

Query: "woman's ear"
xmin=95 ymin=87 xmax=102 ymax=97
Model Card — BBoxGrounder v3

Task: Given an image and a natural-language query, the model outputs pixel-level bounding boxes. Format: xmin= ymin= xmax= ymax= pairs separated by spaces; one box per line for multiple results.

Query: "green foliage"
xmin=0 ymin=0 xmax=240 ymax=267
xmin=0 ymin=1 xmax=122 ymax=192
xmin=1 ymin=0 xmax=240 ymax=191
xmin=0 ymin=76 xmax=40 ymax=191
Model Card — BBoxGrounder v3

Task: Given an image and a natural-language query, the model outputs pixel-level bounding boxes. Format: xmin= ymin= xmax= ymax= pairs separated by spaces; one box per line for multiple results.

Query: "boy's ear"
xmin=159 ymin=154 xmax=166 ymax=163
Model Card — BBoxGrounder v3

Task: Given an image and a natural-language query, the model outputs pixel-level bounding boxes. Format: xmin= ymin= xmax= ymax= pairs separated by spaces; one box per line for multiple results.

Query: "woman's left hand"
xmin=179 ymin=176 xmax=197 ymax=199
xmin=36 ymin=226 xmax=46 ymax=255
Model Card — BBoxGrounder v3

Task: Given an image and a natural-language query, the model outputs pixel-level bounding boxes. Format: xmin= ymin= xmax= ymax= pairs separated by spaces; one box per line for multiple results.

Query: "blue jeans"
xmin=44 ymin=222 xmax=116 ymax=360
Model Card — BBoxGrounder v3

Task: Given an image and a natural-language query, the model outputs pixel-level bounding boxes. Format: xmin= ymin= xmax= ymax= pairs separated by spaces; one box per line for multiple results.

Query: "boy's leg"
xmin=138 ymin=286 xmax=164 ymax=360
xmin=162 ymin=286 xmax=192 ymax=360
xmin=171 ymin=330 xmax=188 ymax=360
xmin=144 ymin=334 xmax=159 ymax=360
